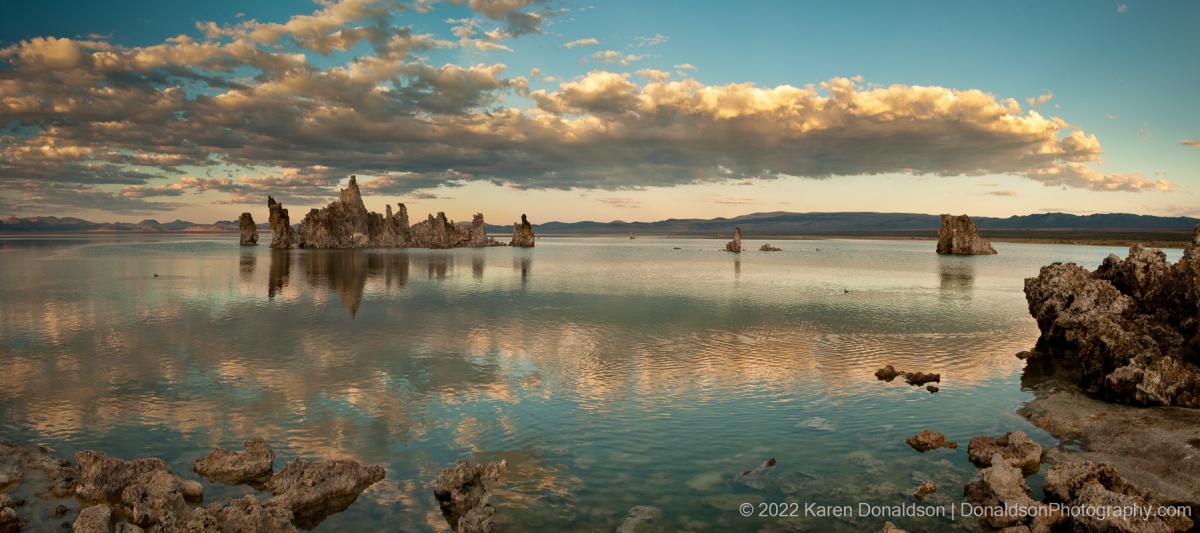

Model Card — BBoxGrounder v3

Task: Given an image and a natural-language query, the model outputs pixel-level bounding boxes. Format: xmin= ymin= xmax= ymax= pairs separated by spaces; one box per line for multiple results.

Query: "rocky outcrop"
xmin=188 ymin=495 xmax=297 ymax=533
xmin=873 ymin=365 xmax=941 ymax=386
xmin=1023 ymin=225 xmax=1200 ymax=407
xmin=268 ymin=176 xmax=507 ymax=249
xmin=967 ymin=431 xmax=1043 ymax=475
xmin=874 ymin=365 xmax=902 ymax=381
xmin=74 ymin=451 xmax=204 ymax=529
xmin=267 ymin=196 xmax=298 ymax=249
xmin=936 ymin=214 xmax=997 ymax=255
xmin=0 ymin=441 xmax=73 ymax=492
xmin=905 ymin=430 xmax=957 ymax=452
xmin=264 ymin=458 xmax=386 ymax=529
xmin=239 ymin=213 xmax=258 ymax=245
xmin=510 ymin=214 xmax=535 ymax=247
xmin=724 ymin=227 xmax=742 ymax=253
xmin=193 ymin=438 xmax=275 ymax=487
xmin=433 ymin=459 xmax=508 ymax=533
xmin=759 ymin=243 xmax=782 ymax=252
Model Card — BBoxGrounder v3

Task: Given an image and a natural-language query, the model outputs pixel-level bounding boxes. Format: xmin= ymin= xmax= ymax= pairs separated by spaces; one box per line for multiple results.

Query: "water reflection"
xmin=268 ymin=250 xmax=410 ymax=317
xmin=239 ymin=250 xmax=256 ymax=283
xmin=514 ymin=256 xmax=531 ymax=283
xmin=939 ymin=258 xmax=975 ymax=295
xmin=472 ymin=253 xmax=484 ymax=280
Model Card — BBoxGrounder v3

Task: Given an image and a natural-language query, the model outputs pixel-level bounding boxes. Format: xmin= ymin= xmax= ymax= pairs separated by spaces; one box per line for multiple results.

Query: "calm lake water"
xmin=0 ymin=235 xmax=1183 ymax=532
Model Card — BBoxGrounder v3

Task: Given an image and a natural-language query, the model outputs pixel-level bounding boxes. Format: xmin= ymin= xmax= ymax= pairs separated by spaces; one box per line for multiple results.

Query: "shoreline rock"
xmin=966 ymin=431 xmax=1043 ymax=475
xmin=936 ymin=214 xmax=997 ymax=255
xmin=1023 ymin=224 xmax=1200 ymax=407
xmin=434 ymin=459 xmax=508 ymax=533
xmin=238 ymin=213 xmax=258 ymax=246
xmin=193 ymin=437 xmax=275 ymax=487
xmin=264 ymin=458 xmax=386 ymax=529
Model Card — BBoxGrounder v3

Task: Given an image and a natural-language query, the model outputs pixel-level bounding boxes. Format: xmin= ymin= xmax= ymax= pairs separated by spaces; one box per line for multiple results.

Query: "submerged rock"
xmin=732 ymin=458 xmax=776 ymax=490
xmin=905 ymin=431 xmax=957 ymax=452
xmin=433 ymin=459 xmax=507 ymax=533
xmin=759 ymin=243 xmax=782 ymax=252
xmin=510 ymin=214 xmax=535 ymax=247
xmin=268 ymin=176 xmax=505 ymax=249
xmin=239 ymin=213 xmax=258 ymax=246
xmin=615 ymin=506 xmax=662 ymax=533
xmin=936 ymin=214 xmax=997 ymax=255
xmin=1023 ymin=225 xmax=1200 ymax=407
xmin=193 ymin=437 xmax=275 ymax=487
xmin=264 ymin=458 xmax=385 ymax=530
xmin=967 ymin=431 xmax=1043 ymax=475
xmin=724 ymin=227 xmax=742 ymax=253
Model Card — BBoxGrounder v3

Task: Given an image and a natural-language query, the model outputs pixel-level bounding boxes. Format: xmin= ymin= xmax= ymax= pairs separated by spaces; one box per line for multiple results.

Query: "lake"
xmin=0 ymin=235 xmax=1182 ymax=532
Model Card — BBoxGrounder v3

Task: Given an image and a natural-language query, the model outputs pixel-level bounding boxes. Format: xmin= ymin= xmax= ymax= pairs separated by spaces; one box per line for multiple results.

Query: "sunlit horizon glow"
xmin=1 ymin=0 xmax=1197 ymax=224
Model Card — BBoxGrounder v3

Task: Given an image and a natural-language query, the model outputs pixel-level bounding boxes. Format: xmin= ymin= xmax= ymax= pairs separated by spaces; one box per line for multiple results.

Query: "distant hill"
xmin=6 ymin=212 xmax=1197 ymax=237
xmin=489 ymin=212 xmax=1200 ymax=236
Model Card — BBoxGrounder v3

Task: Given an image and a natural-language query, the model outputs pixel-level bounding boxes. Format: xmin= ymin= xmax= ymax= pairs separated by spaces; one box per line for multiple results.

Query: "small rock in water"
xmin=49 ymin=504 xmax=68 ymax=517
xmin=903 ymin=372 xmax=940 ymax=386
xmin=193 ymin=437 xmax=276 ymax=487
xmin=914 ymin=480 xmax=937 ymax=501
xmin=926 ymin=385 xmax=939 ymax=393
xmin=905 ymin=430 xmax=957 ymax=452
xmin=433 ymin=459 xmax=507 ymax=533
xmin=733 ymin=458 xmax=776 ymax=490
xmin=874 ymin=365 xmax=902 ymax=382
xmin=759 ymin=243 xmax=782 ymax=252
xmin=967 ymin=431 xmax=1043 ymax=475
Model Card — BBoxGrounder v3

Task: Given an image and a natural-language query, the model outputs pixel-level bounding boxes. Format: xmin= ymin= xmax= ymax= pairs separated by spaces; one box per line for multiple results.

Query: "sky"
xmin=0 ymin=0 xmax=1198 ymax=224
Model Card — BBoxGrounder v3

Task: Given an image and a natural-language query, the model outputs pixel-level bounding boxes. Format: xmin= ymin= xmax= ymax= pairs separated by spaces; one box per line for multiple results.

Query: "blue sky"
xmin=1 ymin=0 xmax=1197 ymax=223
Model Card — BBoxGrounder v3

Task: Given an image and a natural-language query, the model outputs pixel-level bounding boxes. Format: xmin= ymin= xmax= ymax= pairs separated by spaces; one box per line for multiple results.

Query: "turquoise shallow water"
xmin=0 ymin=235 xmax=1184 ymax=532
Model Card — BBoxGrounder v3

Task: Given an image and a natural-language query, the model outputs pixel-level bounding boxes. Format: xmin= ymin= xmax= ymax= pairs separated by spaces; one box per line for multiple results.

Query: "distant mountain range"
xmin=4 ymin=212 xmax=1197 ymax=237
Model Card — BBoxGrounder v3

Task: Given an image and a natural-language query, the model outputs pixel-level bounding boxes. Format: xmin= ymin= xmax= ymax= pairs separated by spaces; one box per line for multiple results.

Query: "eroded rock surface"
xmin=1043 ymin=461 xmax=1192 ymax=532
xmin=724 ymin=227 xmax=742 ymax=253
xmin=967 ymin=431 xmax=1043 ymax=475
xmin=903 ymin=372 xmax=940 ymax=386
xmin=914 ymin=480 xmax=936 ymax=501
xmin=264 ymin=458 xmax=385 ymax=529
xmin=433 ymin=460 xmax=507 ymax=533
xmin=905 ymin=431 xmax=957 ymax=452
xmin=963 ymin=454 xmax=1058 ymax=531
xmin=0 ymin=494 xmax=21 ymax=533
xmin=239 ymin=213 xmax=258 ymax=246
xmin=1023 ymin=225 xmax=1200 ymax=407
xmin=511 ymin=214 xmax=535 ymax=247
xmin=269 ymin=176 xmax=506 ymax=249
xmin=878 ymin=522 xmax=908 ymax=533
xmin=72 ymin=504 xmax=112 ymax=533
xmin=936 ymin=214 xmax=997 ymax=255
xmin=193 ymin=438 xmax=275 ymax=487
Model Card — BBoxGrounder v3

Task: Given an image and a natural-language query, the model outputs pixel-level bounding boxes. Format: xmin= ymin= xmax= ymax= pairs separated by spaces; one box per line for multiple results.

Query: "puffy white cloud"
xmin=563 ymin=38 xmax=598 ymax=49
xmin=1182 ymin=139 xmax=1200 ymax=147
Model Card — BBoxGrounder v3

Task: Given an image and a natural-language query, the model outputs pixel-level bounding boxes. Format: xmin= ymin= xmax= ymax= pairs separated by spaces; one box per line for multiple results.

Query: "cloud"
xmin=597 ymin=196 xmax=640 ymax=207
xmin=590 ymin=50 xmax=647 ymax=65
xmin=0 ymin=1 xmax=1175 ymax=214
xmin=985 ymin=190 xmax=1017 ymax=197
xmin=1118 ymin=3 xmax=1128 ymax=13
xmin=715 ymin=198 xmax=764 ymax=205
xmin=636 ymin=34 xmax=668 ymax=47
xmin=1182 ymin=139 xmax=1200 ymax=147
xmin=1025 ymin=92 xmax=1053 ymax=108
xmin=563 ymin=38 xmax=598 ymax=48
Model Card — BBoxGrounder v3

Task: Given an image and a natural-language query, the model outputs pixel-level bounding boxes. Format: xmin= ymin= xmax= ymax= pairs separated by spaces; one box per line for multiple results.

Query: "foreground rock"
xmin=967 ymin=431 xmax=1043 ymax=475
xmin=963 ymin=453 xmax=1058 ymax=531
xmin=193 ymin=437 xmax=275 ymax=487
xmin=72 ymin=504 xmax=112 ymax=533
xmin=268 ymin=176 xmax=507 ymax=249
xmin=0 ymin=441 xmax=74 ymax=495
xmin=878 ymin=522 xmax=907 ymax=533
xmin=1023 ymin=224 xmax=1200 ymax=407
xmin=905 ymin=431 xmax=957 ymax=452
xmin=433 ymin=460 xmax=507 ymax=533
xmin=936 ymin=214 xmax=997 ymax=255
xmin=1043 ymin=461 xmax=1192 ymax=532
xmin=510 ymin=214 xmax=535 ymax=247
xmin=238 ymin=213 xmax=258 ymax=246
xmin=724 ymin=227 xmax=742 ymax=253
xmin=265 ymin=458 xmax=385 ymax=529
xmin=0 ymin=493 xmax=21 ymax=533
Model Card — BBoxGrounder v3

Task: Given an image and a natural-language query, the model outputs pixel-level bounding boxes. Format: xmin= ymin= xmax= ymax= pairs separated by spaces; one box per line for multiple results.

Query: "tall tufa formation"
xmin=238 ymin=213 xmax=258 ymax=246
xmin=267 ymin=176 xmax=505 ymax=249
xmin=724 ymin=227 xmax=742 ymax=253
xmin=936 ymin=214 xmax=997 ymax=255
xmin=511 ymin=214 xmax=535 ymax=247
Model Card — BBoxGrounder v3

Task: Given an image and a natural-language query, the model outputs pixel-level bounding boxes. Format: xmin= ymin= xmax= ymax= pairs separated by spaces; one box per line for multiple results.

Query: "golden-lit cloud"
xmin=0 ymin=0 xmax=1174 ymax=214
